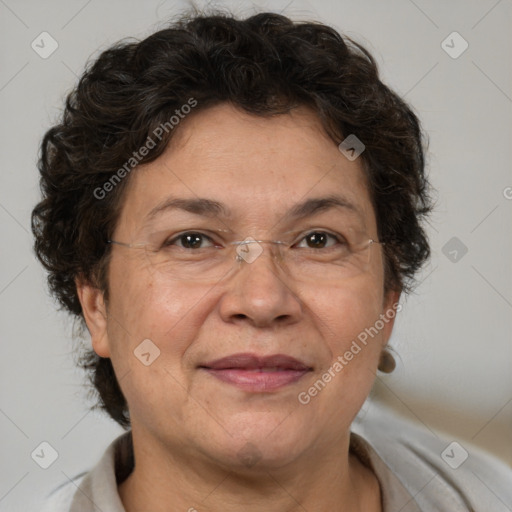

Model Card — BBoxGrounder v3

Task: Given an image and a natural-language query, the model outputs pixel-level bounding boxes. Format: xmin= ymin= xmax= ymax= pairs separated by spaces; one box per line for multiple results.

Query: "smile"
xmin=199 ymin=353 xmax=313 ymax=392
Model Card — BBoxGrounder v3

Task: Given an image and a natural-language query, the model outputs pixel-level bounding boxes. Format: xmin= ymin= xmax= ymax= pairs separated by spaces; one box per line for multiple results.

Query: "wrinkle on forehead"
xmin=114 ymin=103 xmax=377 ymax=241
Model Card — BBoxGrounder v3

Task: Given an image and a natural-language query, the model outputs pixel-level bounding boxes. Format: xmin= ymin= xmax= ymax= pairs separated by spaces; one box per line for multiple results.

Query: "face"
xmin=79 ymin=103 xmax=399 ymax=472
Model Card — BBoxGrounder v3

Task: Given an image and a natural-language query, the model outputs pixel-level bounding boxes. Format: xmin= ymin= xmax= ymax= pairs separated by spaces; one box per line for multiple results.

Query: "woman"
xmin=33 ymin=10 xmax=511 ymax=511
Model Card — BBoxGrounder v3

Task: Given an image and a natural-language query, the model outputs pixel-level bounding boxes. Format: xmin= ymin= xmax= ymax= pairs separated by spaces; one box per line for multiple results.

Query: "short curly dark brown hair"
xmin=31 ymin=9 xmax=433 ymax=429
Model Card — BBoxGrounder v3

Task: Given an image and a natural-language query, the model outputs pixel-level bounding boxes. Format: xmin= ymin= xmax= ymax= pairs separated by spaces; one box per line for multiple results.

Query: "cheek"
xmin=297 ymin=283 xmax=384 ymax=426
xmin=105 ymin=262 xmax=213 ymax=381
xmin=304 ymin=278 xmax=384 ymax=401
xmin=310 ymin=277 xmax=384 ymax=347
xmin=109 ymin=261 xmax=199 ymax=336
xmin=104 ymin=272 xmax=211 ymax=430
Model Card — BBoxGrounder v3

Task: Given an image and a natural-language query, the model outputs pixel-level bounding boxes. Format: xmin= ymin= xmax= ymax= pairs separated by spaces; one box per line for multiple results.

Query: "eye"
xmin=164 ymin=232 xmax=217 ymax=250
xmin=295 ymin=231 xmax=345 ymax=249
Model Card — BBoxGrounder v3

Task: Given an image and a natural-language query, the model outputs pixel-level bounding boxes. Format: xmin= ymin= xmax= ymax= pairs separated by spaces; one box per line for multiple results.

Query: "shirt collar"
xmin=69 ymin=429 xmax=417 ymax=512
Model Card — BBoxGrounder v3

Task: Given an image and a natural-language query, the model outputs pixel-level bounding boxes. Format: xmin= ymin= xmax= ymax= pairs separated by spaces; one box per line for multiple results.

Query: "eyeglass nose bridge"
xmin=231 ymin=238 xmax=287 ymax=264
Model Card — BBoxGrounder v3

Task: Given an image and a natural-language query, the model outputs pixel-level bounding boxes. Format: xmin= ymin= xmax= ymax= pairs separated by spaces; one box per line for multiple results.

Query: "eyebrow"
xmin=146 ymin=194 xmax=362 ymax=222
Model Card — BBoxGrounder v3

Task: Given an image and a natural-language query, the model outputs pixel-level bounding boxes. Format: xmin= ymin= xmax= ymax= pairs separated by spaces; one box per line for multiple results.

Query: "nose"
xmin=218 ymin=241 xmax=303 ymax=328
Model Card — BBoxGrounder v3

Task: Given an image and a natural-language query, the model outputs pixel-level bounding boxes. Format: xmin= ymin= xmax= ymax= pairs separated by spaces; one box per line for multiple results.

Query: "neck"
xmin=118 ymin=428 xmax=381 ymax=512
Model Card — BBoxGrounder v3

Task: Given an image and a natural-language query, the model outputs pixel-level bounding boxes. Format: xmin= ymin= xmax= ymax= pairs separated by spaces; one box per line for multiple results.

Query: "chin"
xmin=214 ymin=442 xmax=305 ymax=474
xmin=203 ymin=417 xmax=309 ymax=472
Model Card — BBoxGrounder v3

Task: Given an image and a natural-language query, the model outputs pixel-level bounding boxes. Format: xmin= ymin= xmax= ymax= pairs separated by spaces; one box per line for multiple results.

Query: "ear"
xmin=76 ymin=276 xmax=111 ymax=358
xmin=380 ymin=288 xmax=401 ymax=347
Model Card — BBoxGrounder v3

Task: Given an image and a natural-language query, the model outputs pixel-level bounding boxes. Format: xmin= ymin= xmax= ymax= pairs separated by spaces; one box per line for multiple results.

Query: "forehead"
xmin=116 ymin=103 xmax=376 ymax=235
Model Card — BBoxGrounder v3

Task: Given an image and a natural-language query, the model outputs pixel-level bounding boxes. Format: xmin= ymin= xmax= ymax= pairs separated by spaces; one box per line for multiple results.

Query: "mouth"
xmin=198 ymin=353 xmax=313 ymax=392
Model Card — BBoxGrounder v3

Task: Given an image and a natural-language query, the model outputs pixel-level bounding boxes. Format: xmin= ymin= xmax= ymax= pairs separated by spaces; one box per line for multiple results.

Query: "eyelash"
xmin=163 ymin=231 xmax=346 ymax=250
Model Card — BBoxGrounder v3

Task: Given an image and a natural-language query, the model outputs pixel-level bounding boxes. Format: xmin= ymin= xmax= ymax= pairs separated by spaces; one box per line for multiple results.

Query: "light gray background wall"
xmin=1 ymin=0 xmax=511 ymax=510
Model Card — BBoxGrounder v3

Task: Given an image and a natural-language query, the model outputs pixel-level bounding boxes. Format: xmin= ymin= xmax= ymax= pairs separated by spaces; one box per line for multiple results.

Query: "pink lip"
xmin=199 ymin=353 xmax=312 ymax=392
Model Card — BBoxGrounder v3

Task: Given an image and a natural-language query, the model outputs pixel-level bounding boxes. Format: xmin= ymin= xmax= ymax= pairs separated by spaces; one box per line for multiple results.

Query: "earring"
xmin=378 ymin=348 xmax=396 ymax=373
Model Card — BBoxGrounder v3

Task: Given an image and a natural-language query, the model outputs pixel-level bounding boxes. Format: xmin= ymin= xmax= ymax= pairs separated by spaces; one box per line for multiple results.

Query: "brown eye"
xmin=165 ymin=232 xmax=215 ymax=249
xmin=297 ymin=231 xmax=340 ymax=249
